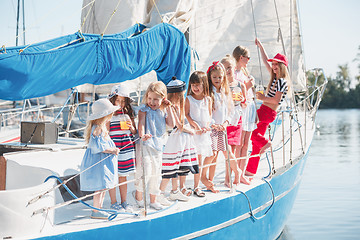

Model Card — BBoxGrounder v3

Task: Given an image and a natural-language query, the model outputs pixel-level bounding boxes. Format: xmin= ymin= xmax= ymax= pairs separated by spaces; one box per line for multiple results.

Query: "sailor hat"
xmin=166 ymin=77 xmax=186 ymax=93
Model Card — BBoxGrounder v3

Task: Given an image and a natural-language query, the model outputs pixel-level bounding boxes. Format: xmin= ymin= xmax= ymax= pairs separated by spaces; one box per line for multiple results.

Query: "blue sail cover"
xmin=0 ymin=23 xmax=191 ymax=101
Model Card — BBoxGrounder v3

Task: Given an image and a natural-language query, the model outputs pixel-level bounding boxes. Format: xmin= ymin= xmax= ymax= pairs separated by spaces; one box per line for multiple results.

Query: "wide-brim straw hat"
xmin=87 ymin=98 xmax=120 ymax=121
xmin=108 ymin=84 xmax=135 ymax=102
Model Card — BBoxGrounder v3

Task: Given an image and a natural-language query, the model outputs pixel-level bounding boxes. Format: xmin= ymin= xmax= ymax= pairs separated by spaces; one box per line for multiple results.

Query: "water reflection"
xmin=284 ymin=110 xmax=360 ymax=240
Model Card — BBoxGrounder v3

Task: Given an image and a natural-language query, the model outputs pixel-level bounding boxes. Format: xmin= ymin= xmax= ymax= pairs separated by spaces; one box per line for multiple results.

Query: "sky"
xmin=1 ymin=0 xmax=359 ymax=81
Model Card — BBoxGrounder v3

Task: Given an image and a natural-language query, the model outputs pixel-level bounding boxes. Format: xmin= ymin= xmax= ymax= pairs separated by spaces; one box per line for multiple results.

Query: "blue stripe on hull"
xmin=34 ymin=152 xmax=309 ymax=240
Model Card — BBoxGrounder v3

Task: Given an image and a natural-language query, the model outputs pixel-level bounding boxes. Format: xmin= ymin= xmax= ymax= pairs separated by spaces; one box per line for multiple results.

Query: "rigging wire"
xmin=101 ymin=0 xmax=122 ymax=36
xmin=250 ymin=0 xmax=264 ymax=86
xmin=151 ymin=0 xmax=164 ymax=23
xmin=80 ymin=0 xmax=96 ymax=33
xmin=18 ymin=0 xmax=95 ymax=54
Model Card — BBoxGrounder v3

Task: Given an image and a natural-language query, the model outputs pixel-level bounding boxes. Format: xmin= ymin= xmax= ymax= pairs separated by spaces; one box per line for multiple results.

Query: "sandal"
xmin=181 ymin=187 xmax=192 ymax=197
xmin=193 ymin=187 xmax=205 ymax=197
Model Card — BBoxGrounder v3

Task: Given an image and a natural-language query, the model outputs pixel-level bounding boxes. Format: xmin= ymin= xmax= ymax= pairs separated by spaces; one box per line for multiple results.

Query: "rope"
xmin=101 ymin=0 xmax=122 ymax=36
xmin=0 ymin=45 xmax=6 ymax=54
xmin=236 ymin=178 xmax=275 ymax=221
xmin=273 ymin=0 xmax=287 ymax=55
xmin=27 ymin=136 xmax=141 ymax=206
xmin=17 ymin=0 xmax=95 ymax=54
xmin=43 ymin=175 xmax=135 ymax=221
xmin=80 ymin=0 xmax=96 ymax=32
xmin=151 ymin=0 xmax=164 ymax=23
xmin=52 ymin=88 xmax=76 ymax=123
xmin=250 ymin=0 xmax=264 ymax=86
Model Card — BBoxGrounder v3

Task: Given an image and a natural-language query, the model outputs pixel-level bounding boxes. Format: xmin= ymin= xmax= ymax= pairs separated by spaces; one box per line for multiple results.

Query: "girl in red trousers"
xmin=246 ymin=38 xmax=290 ymax=176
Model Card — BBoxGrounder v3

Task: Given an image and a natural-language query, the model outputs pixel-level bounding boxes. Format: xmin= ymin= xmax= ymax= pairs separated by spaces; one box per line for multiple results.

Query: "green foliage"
xmin=310 ymin=45 xmax=360 ymax=108
xmin=318 ymin=63 xmax=360 ymax=108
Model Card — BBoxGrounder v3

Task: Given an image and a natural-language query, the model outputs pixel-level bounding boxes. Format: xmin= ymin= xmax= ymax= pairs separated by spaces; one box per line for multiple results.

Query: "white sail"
xmin=81 ymin=0 xmax=306 ymax=91
xmin=189 ymin=0 xmax=306 ymax=90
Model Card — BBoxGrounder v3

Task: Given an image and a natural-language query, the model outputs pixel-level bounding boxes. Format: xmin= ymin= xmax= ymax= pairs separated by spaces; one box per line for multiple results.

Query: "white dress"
xmin=162 ymin=120 xmax=199 ymax=178
xmin=234 ymin=70 xmax=257 ymax=132
xmin=187 ymin=95 xmax=213 ymax=158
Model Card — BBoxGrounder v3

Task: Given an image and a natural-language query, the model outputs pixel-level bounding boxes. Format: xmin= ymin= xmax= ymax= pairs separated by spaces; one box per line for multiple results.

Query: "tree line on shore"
xmin=307 ymin=46 xmax=360 ymax=109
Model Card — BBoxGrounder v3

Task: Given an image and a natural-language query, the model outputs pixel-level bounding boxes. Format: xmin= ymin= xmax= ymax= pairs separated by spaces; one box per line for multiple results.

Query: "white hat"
xmin=87 ymin=98 xmax=120 ymax=121
xmin=108 ymin=84 xmax=135 ymax=102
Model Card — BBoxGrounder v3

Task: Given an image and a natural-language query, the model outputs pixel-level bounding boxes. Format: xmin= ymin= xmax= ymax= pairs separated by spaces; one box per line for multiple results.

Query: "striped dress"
xmin=109 ymin=113 xmax=136 ymax=176
xmin=162 ymin=108 xmax=199 ymax=178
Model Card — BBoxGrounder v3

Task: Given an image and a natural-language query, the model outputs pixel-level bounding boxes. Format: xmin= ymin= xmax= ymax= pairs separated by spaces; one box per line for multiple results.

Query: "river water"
xmin=281 ymin=109 xmax=360 ymax=239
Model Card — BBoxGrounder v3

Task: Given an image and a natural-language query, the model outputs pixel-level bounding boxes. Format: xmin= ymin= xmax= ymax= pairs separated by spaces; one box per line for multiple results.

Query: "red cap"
xmin=267 ymin=53 xmax=288 ymax=67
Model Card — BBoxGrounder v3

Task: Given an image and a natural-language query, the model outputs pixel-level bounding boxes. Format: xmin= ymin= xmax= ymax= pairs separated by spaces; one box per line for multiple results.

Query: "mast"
xmin=22 ymin=0 xmax=26 ymax=45
xmin=15 ymin=0 xmax=20 ymax=46
xmin=15 ymin=0 xmax=26 ymax=46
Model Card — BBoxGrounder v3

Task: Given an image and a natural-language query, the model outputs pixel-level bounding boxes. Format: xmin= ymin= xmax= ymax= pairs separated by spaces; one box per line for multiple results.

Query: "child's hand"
xmin=201 ymin=127 xmax=209 ymax=133
xmin=113 ymin=148 xmax=120 ymax=155
xmin=255 ymin=38 xmax=261 ymax=47
xmin=141 ymin=134 xmax=152 ymax=141
xmin=187 ymin=128 xmax=195 ymax=135
xmin=238 ymin=95 xmax=245 ymax=103
xmin=256 ymin=91 xmax=264 ymax=100
xmin=126 ymin=120 xmax=133 ymax=128
xmin=163 ymin=98 xmax=172 ymax=107
xmin=194 ymin=127 xmax=202 ymax=135
xmin=241 ymin=102 xmax=247 ymax=108
xmin=211 ymin=124 xmax=219 ymax=131
xmin=219 ymin=121 xmax=228 ymax=131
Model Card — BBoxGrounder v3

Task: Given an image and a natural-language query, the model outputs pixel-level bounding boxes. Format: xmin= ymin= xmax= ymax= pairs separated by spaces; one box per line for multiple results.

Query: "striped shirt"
xmin=266 ymin=78 xmax=288 ymax=104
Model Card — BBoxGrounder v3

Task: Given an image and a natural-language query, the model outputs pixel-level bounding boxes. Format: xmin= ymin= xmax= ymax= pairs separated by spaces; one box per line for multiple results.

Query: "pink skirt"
xmin=226 ymin=117 xmax=242 ymax=146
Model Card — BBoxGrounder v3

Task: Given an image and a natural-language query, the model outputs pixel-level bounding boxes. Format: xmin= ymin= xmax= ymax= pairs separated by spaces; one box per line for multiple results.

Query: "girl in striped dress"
xmin=158 ymin=78 xmax=199 ymax=205
xmin=205 ymin=62 xmax=240 ymax=192
xmin=107 ymin=85 xmax=137 ymax=212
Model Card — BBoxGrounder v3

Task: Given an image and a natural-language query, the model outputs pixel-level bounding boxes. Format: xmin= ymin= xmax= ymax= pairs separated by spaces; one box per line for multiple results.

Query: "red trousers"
xmin=246 ymin=104 xmax=277 ymax=174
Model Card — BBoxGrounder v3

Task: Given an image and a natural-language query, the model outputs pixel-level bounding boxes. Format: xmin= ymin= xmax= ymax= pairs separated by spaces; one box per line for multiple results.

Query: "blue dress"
xmin=80 ymin=126 xmax=118 ymax=191
xmin=139 ymin=104 xmax=166 ymax=152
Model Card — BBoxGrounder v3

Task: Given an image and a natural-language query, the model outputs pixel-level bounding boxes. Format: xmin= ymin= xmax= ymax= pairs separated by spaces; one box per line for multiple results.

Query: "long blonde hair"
xmin=142 ymin=81 xmax=167 ymax=110
xmin=266 ymin=62 xmax=291 ymax=96
xmin=84 ymin=115 xmax=110 ymax=144
xmin=207 ymin=62 xmax=231 ymax=111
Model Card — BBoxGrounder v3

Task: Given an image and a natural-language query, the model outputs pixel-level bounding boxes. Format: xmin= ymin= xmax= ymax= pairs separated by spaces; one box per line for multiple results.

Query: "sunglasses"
xmin=242 ymin=55 xmax=250 ymax=60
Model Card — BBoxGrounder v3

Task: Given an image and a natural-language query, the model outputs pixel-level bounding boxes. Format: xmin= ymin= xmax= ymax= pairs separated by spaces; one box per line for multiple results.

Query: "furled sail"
xmin=0 ymin=23 xmax=191 ymax=101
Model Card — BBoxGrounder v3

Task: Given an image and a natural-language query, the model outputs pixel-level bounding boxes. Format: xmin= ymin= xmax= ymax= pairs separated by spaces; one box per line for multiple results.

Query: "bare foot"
xmin=224 ymin=181 xmax=230 ymax=188
xmin=240 ymin=175 xmax=251 ymax=185
xmin=207 ymin=185 xmax=220 ymax=193
xmin=233 ymin=173 xmax=240 ymax=185
xmin=209 ymin=180 xmax=214 ymax=187
xmin=260 ymin=142 xmax=272 ymax=154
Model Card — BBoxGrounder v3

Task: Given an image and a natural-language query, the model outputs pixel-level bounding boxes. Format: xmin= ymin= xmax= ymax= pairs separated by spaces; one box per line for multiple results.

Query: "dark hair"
xmin=187 ymin=71 xmax=209 ymax=97
xmin=109 ymin=95 xmax=135 ymax=119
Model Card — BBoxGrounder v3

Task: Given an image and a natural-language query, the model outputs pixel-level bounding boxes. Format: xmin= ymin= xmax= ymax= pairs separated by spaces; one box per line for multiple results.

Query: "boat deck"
xmin=2 ymin=110 xmax=315 ymax=239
